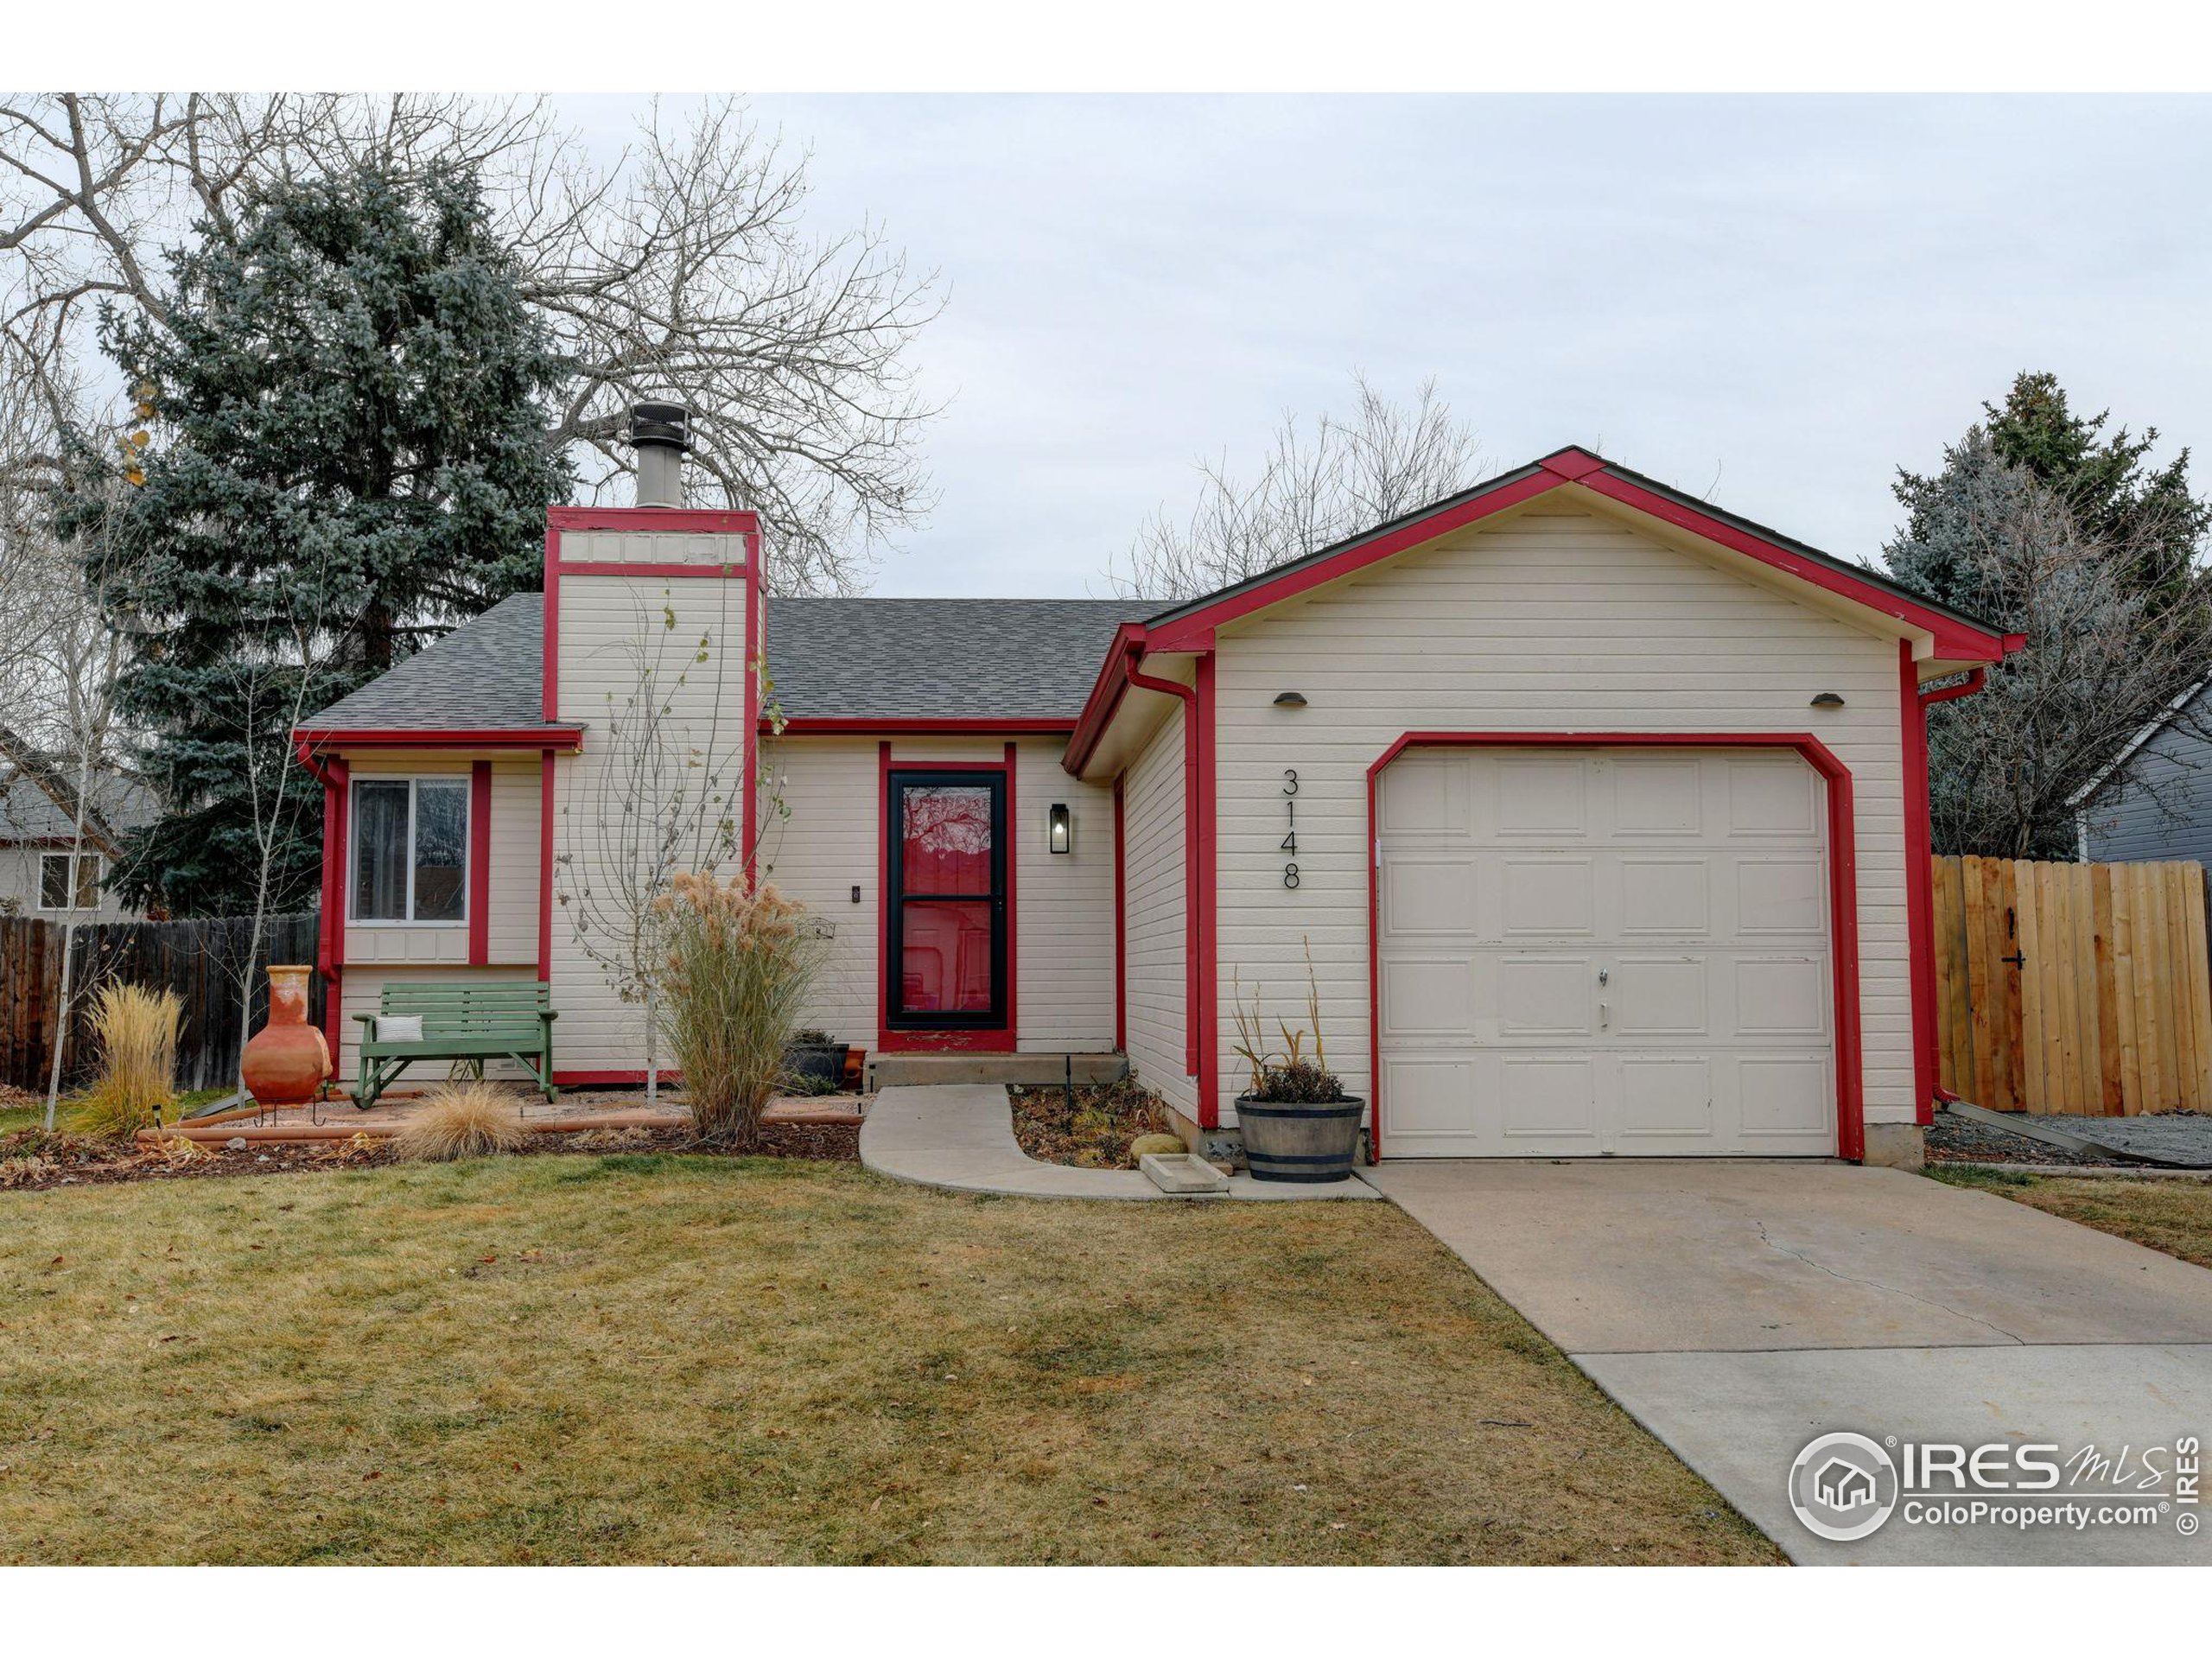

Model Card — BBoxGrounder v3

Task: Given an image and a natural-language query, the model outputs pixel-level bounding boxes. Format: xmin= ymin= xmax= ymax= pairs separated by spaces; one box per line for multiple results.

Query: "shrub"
xmin=71 ymin=982 xmax=181 ymax=1141
xmin=392 ymin=1082 xmax=532 ymax=1162
xmin=1230 ymin=938 xmax=1349 ymax=1103
xmin=658 ymin=872 xmax=828 ymax=1149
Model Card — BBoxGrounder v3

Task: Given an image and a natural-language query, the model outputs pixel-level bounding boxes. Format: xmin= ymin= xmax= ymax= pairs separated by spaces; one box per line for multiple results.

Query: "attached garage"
xmin=1374 ymin=742 xmax=1846 ymax=1158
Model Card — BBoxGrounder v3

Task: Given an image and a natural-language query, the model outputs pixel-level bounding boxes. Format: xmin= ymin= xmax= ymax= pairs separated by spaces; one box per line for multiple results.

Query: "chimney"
xmin=629 ymin=399 xmax=690 ymax=509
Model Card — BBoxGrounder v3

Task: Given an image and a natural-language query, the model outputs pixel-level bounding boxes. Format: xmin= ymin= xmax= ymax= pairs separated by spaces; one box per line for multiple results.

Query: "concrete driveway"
xmin=1362 ymin=1161 xmax=2212 ymax=1563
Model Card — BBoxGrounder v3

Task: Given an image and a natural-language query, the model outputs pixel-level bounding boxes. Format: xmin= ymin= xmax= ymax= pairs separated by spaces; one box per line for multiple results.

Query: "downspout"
xmin=1912 ymin=664 xmax=1990 ymax=1108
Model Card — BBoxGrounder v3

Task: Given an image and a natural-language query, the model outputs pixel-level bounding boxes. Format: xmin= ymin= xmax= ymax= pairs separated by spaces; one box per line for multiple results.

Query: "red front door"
xmin=887 ymin=770 xmax=1008 ymax=1035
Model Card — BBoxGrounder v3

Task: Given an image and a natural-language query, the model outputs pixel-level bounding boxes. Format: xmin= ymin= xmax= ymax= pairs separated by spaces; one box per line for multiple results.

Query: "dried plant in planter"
xmin=1230 ymin=939 xmax=1348 ymax=1103
xmin=657 ymin=872 xmax=829 ymax=1150
xmin=71 ymin=982 xmax=181 ymax=1141
xmin=393 ymin=1082 xmax=531 ymax=1162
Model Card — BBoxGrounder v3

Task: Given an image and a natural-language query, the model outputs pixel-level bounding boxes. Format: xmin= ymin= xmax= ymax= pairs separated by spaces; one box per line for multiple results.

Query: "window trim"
xmin=347 ymin=774 xmax=471 ymax=928
xmin=35 ymin=850 xmax=101 ymax=913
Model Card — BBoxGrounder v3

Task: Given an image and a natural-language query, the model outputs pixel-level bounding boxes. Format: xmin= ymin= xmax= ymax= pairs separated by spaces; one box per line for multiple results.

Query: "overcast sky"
xmin=567 ymin=95 xmax=2212 ymax=598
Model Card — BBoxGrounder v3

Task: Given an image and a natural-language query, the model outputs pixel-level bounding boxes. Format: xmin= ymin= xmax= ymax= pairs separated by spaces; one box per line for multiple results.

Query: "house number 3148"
xmin=1281 ymin=769 xmax=1300 ymax=888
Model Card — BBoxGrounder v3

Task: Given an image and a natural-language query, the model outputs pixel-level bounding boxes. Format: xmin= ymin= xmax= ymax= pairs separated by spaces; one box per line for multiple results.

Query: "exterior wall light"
xmin=1810 ymin=691 xmax=1847 ymax=709
xmin=1274 ymin=691 xmax=1308 ymax=708
xmin=1047 ymin=802 xmax=1072 ymax=855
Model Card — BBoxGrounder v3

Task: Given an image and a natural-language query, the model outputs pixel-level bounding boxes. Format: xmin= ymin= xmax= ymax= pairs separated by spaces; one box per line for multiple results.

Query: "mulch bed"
xmin=1925 ymin=1111 xmax=2121 ymax=1168
xmin=0 ymin=1120 xmax=859 ymax=1194
xmin=1009 ymin=1077 xmax=1172 ymax=1168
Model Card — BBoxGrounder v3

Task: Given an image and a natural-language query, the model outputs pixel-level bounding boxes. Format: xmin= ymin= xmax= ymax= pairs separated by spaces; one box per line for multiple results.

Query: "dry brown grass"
xmin=391 ymin=1083 xmax=532 ymax=1163
xmin=1933 ymin=1166 xmax=2212 ymax=1270
xmin=0 ymin=1154 xmax=1777 ymax=1565
xmin=69 ymin=982 xmax=181 ymax=1141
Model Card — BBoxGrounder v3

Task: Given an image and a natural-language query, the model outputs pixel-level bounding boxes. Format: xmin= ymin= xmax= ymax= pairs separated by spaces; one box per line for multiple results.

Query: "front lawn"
xmin=1929 ymin=1165 xmax=2212 ymax=1271
xmin=1 ymin=1155 xmax=1775 ymax=1564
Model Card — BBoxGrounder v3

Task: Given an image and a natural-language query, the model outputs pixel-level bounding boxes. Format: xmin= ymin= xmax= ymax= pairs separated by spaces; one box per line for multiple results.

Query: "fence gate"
xmin=1932 ymin=856 xmax=2212 ymax=1115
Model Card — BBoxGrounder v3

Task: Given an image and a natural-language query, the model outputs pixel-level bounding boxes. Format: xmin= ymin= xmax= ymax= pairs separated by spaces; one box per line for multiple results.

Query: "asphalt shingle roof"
xmin=302 ymin=592 xmax=1148 ymax=730
xmin=302 ymin=594 xmax=551 ymax=730
xmin=0 ymin=766 xmax=158 ymax=842
xmin=766 ymin=597 xmax=1144 ymax=720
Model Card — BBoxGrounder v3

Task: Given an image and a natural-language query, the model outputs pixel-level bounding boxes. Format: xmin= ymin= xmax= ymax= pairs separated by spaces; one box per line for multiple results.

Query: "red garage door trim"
xmin=1364 ymin=732 xmax=1863 ymax=1163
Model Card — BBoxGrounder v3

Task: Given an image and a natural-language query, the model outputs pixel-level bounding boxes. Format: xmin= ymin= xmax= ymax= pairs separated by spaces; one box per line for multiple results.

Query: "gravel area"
xmin=2031 ymin=1112 xmax=2212 ymax=1166
xmin=1929 ymin=1108 xmax=2212 ymax=1169
xmin=1926 ymin=1111 xmax=2121 ymax=1167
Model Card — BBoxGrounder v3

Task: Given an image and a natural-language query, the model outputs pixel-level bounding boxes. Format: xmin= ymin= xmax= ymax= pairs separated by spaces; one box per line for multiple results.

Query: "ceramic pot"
xmin=242 ymin=964 xmax=330 ymax=1106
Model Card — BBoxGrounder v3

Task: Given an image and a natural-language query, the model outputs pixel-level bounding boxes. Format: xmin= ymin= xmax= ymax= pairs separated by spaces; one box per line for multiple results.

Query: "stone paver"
xmin=860 ymin=1084 xmax=1376 ymax=1202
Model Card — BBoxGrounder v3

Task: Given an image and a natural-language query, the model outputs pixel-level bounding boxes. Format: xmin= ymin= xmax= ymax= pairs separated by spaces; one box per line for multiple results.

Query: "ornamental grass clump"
xmin=71 ymin=982 xmax=181 ymax=1141
xmin=392 ymin=1082 xmax=532 ymax=1162
xmin=657 ymin=871 xmax=827 ymax=1149
xmin=1230 ymin=938 xmax=1349 ymax=1103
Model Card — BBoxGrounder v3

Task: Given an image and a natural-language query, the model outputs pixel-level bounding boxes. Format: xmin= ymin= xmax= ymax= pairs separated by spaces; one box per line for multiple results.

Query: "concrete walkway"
xmin=1363 ymin=1160 xmax=2212 ymax=1564
xmin=860 ymin=1084 xmax=1377 ymax=1201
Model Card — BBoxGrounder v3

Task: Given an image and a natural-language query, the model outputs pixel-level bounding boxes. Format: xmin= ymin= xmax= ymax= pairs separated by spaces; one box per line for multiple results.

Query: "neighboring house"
xmin=0 ymin=762 xmax=157 ymax=922
xmin=2069 ymin=677 xmax=2212 ymax=863
xmin=293 ymin=413 xmax=2018 ymax=1167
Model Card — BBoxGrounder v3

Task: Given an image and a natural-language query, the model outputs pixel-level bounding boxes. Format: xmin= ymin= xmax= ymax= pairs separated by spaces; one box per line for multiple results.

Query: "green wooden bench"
xmin=353 ymin=981 xmax=558 ymax=1111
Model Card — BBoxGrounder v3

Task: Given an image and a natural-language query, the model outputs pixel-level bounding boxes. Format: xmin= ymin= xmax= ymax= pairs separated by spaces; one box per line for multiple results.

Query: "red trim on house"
xmin=1063 ymin=626 xmax=1148 ymax=776
xmin=298 ymin=746 xmax=349 ymax=1070
xmin=1113 ymin=775 xmax=1127 ymax=1054
xmin=467 ymin=761 xmax=493 ymax=966
xmin=742 ymin=547 xmax=761 ymax=875
xmin=1900 ymin=645 xmax=1937 ymax=1126
xmin=1904 ymin=659 xmax=1998 ymax=1120
xmin=1192 ymin=657 xmax=1219 ymax=1128
xmin=1364 ymin=733 xmax=1866 ymax=1164
xmin=292 ymin=727 xmax=582 ymax=752
xmin=1144 ymin=470 xmax=1564 ymax=652
xmin=1004 ymin=740 xmax=1020 ymax=1050
xmin=542 ymin=525 xmax=560 ymax=721
xmin=547 ymin=505 xmax=760 ymax=536
xmin=1128 ymin=668 xmax=1203 ymax=1084
xmin=1575 ymin=469 xmax=2005 ymax=660
xmin=538 ymin=752 xmax=555 ymax=983
xmin=874 ymin=746 xmax=1020 ymax=1053
xmin=778 ymin=717 xmax=1077 ymax=735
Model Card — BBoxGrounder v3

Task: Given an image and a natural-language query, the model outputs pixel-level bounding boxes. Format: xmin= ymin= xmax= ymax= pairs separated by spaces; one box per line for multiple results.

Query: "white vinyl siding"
xmin=758 ymin=734 xmax=1118 ymax=1054
xmin=1122 ymin=704 xmax=1195 ymax=1122
xmin=1208 ymin=501 xmax=1910 ymax=1134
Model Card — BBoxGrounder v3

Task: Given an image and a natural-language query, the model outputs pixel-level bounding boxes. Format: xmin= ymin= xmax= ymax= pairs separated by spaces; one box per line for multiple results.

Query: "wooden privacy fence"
xmin=1932 ymin=856 xmax=2212 ymax=1116
xmin=0 ymin=912 xmax=322 ymax=1094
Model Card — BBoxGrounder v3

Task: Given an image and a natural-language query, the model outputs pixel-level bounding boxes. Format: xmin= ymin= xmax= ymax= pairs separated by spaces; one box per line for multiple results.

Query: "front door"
xmin=887 ymin=770 xmax=1008 ymax=1034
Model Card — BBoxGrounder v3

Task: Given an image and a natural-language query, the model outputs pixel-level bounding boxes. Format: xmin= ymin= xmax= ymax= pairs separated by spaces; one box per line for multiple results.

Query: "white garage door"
xmin=1376 ymin=747 xmax=1836 ymax=1157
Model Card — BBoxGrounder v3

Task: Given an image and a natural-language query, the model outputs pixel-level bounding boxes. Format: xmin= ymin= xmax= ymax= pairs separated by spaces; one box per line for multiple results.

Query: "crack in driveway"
xmin=1751 ymin=1219 xmax=2025 ymax=1345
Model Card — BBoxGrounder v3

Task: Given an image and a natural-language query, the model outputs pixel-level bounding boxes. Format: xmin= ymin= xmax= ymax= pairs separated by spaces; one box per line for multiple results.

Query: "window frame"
xmin=348 ymin=774 xmax=471 ymax=928
xmin=35 ymin=850 xmax=101 ymax=913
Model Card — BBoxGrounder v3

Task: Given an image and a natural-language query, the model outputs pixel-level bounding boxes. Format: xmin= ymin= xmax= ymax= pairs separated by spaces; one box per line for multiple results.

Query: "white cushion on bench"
xmin=375 ymin=1014 xmax=424 ymax=1043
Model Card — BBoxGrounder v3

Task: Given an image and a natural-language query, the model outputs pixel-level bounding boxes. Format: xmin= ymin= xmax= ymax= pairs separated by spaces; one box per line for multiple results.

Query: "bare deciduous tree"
xmin=1109 ymin=372 xmax=1484 ymax=601
xmin=1 ymin=93 xmax=939 ymax=594
xmin=1892 ymin=431 xmax=2212 ymax=859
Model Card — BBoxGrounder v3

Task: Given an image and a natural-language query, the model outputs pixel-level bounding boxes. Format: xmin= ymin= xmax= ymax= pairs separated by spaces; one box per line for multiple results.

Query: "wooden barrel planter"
xmin=1234 ymin=1095 xmax=1365 ymax=1183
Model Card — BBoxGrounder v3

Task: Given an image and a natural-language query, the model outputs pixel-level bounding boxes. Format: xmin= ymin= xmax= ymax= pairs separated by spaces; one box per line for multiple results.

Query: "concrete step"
xmin=863 ymin=1051 xmax=1128 ymax=1090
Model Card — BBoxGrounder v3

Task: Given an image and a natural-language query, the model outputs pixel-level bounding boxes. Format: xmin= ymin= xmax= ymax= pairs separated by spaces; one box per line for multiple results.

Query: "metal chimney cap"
xmin=628 ymin=400 xmax=691 ymax=453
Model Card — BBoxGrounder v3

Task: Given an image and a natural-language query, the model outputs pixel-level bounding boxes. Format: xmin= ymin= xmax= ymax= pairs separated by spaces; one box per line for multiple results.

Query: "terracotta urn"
xmin=242 ymin=964 xmax=330 ymax=1106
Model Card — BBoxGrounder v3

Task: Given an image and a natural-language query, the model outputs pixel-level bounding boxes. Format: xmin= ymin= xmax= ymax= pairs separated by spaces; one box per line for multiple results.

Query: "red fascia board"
xmin=1145 ymin=470 xmax=1563 ymax=651
xmin=777 ymin=717 xmax=1076 ymax=735
xmin=547 ymin=505 xmax=760 ymax=535
xmin=1575 ymin=470 xmax=2012 ymax=661
xmin=1364 ymin=732 xmax=1865 ymax=1164
xmin=1064 ymin=626 xmax=1148 ymax=774
xmin=292 ymin=727 xmax=583 ymax=752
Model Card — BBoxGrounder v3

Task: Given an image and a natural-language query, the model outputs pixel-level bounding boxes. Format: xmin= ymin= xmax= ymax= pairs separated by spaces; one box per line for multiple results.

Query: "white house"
xmin=0 ymin=761 xmax=156 ymax=922
xmin=294 ymin=409 xmax=2019 ymax=1166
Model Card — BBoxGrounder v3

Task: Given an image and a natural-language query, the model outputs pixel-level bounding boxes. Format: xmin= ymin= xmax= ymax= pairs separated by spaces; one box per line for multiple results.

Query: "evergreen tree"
xmin=60 ymin=163 xmax=569 ymax=915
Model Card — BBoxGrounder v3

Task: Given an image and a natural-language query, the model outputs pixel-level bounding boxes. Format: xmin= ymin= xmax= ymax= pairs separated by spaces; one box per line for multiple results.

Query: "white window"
xmin=37 ymin=852 xmax=100 ymax=912
xmin=352 ymin=778 xmax=468 ymax=924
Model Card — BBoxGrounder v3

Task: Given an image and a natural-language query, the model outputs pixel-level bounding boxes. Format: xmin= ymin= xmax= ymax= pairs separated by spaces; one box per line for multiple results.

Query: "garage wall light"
xmin=1047 ymin=802 xmax=1072 ymax=855
xmin=1274 ymin=691 xmax=1308 ymax=708
xmin=1810 ymin=691 xmax=1847 ymax=709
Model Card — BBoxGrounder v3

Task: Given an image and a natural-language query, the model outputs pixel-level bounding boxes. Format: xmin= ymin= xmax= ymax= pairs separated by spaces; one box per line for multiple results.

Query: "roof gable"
xmin=1137 ymin=447 xmax=2015 ymax=662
